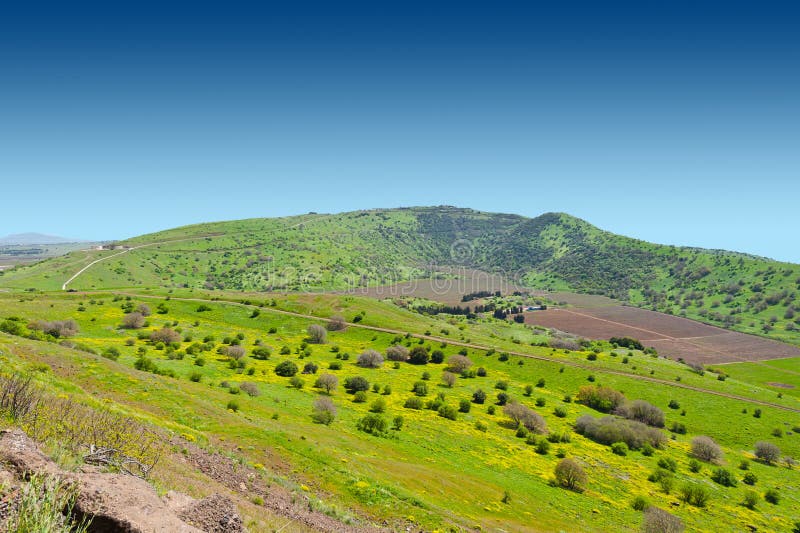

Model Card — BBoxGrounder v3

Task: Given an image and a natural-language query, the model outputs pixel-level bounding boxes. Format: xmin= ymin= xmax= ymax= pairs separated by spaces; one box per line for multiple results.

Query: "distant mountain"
xmin=0 ymin=233 xmax=86 ymax=245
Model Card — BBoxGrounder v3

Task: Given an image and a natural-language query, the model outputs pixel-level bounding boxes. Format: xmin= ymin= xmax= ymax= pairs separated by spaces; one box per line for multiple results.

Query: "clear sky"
xmin=1 ymin=1 xmax=798 ymax=262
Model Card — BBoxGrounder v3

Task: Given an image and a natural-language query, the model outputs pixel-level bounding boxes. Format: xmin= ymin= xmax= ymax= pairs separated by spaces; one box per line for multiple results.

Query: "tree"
xmin=150 ymin=327 xmax=180 ymax=344
xmin=754 ymin=441 xmax=781 ymax=465
xmin=314 ymin=373 xmax=338 ymax=394
xmin=577 ymin=385 xmax=625 ymax=412
xmin=122 ymin=312 xmax=145 ymax=329
xmin=442 ymin=371 xmax=457 ymax=388
xmin=385 ymin=345 xmax=409 ymax=361
xmin=326 ymin=315 xmax=347 ymax=331
xmin=412 ymin=381 xmax=429 ymax=396
xmin=136 ymin=304 xmax=151 ymax=317
xmin=356 ymin=414 xmax=387 ymax=435
xmin=641 ymin=507 xmax=684 ymax=533
xmin=447 ymin=355 xmax=473 ymax=373
xmin=357 ymin=349 xmax=384 ymax=368
xmin=224 ymin=345 xmax=246 ymax=360
xmin=691 ymin=436 xmax=723 ymax=463
xmin=275 ymin=360 xmax=299 ymax=377
xmin=307 ymin=324 xmax=327 ymax=344
xmin=408 ymin=346 xmax=429 ymax=365
xmin=503 ymin=402 xmax=548 ymax=433
xmin=617 ymin=400 xmax=665 ymax=428
xmin=554 ymin=458 xmax=586 ymax=491
xmin=344 ymin=376 xmax=370 ymax=393
xmin=472 ymin=389 xmax=486 ymax=404
xmin=311 ymin=397 xmax=336 ymax=425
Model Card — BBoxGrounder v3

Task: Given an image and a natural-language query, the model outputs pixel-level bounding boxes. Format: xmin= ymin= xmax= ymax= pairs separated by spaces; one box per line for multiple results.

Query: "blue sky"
xmin=1 ymin=1 xmax=798 ymax=262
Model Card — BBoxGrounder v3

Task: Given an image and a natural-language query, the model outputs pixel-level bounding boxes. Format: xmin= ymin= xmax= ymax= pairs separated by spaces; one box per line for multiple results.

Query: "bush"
xmin=392 ymin=416 xmax=404 ymax=431
xmin=754 ymin=441 xmax=781 ymax=464
xmin=357 ymin=349 xmax=384 ymax=368
xmin=328 ymin=361 xmax=342 ymax=370
xmin=227 ymin=400 xmax=240 ymax=412
xmin=275 ymin=360 xmax=299 ymax=377
xmin=764 ymin=488 xmax=780 ymax=504
xmin=711 ymin=468 xmax=737 ymax=487
xmin=326 ymin=315 xmax=347 ymax=331
xmin=314 ymin=374 xmax=338 ymax=394
xmin=616 ymin=400 xmax=665 ymax=427
xmin=149 ymin=327 xmax=180 ymax=344
xmin=503 ymin=402 xmax=548 ymax=434
xmin=102 ymin=347 xmax=121 ymax=360
xmin=412 ymin=381 xmax=428 ymax=396
xmin=224 ymin=345 xmax=246 ymax=360
xmin=441 ymin=371 xmax=457 ymax=387
xmin=691 ymin=435 xmax=724 ymax=463
xmin=472 ymin=389 xmax=486 ymax=404
xmin=459 ymin=399 xmax=471 ymax=413
xmin=631 ymin=495 xmax=649 ymax=511
xmin=536 ymin=440 xmax=550 ymax=455
xmin=251 ymin=346 xmax=271 ymax=360
xmin=688 ymin=459 xmax=701 ymax=473
xmin=385 ymin=345 xmax=409 ymax=361
xmin=668 ymin=400 xmax=680 ymax=410
xmin=658 ymin=458 xmax=677 ymax=472
xmin=307 ymin=324 xmax=327 ymax=344
xmin=576 ymin=385 xmax=625 ymax=412
xmin=743 ymin=490 xmax=759 ymax=510
xmin=446 ymin=355 xmax=473 ymax=373
xmin=430 ymin=350 xmax=444 ymax=364
xmin=239 ymin=382 xmax=261 ymax=397
xmin=496 ymin=392 xmax=509 ymax=406
xmin=475 ymin=420 xmax=488 ymax=432
xmin=353 ymin=390 xmax=367 ymax=402
xmin=289 ymin=376 xmax=304 ymax=389
xmin=344 ymin=376 xmax=370 ymax=393
xmin=535 ymin=397 xmax=546 ymax=407
xmin=122 ymin=312 xmax=145 ymax=329
xmin=302 ymin=362 xmax=318 ymax=374
xmin=356 ymin=414 xmax=387 ymax=435
xmin=404 ymin=397 xmax=423 ymax=409
xmin=641 ymin=507 xmax=684 ymax=533
xmin=554 ymin=458 xmax=586 ymax=491
xmin=743 ymin=472 xmax=758 ymax=485
xmin=553 ymin=406 xmax=567 ymax=418
xmin=370 ymin=398 xmax=386 ymax=413
xmin=679 ymin=483 xmax=709 ymax=507
xmin=189 ymin=372 xmax=202 ymax=382
xmin=611 ymin=442 xmax=628 ymax=456
xmin=408 ymin=346 xmax=430 ymax=365
xmin=575 ymin=415 xmax=667 ymax=450
xmin=495 ymin=380 xmax=509 ymax=391
xmin=438 ymin=404 xmax=458 ymax=420
xmin=28 ymin=319 xmax=79 ymax=338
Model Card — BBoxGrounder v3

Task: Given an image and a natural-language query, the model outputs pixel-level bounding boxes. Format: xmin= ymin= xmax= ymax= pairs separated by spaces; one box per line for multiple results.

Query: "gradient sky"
xmin=1 ymin=1 xmax=798 ymax=262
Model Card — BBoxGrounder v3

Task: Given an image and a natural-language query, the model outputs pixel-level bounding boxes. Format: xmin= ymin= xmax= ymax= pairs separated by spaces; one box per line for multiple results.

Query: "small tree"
xmin=136 ymin=304 xmax=152 ymax=317
xmin=641 ymin=506 xmax=684 ymax=533
xmin=442 ymin=371 xmax=457 ymax=388
xmin=225 ymin=345 xmax=246 ymax=360
xmin=408 ymin=346 xmax=430 ymax=365
xmin=754 ymin=441 xmax=781 ymax=465
xmin=275 ymin=360 xmax=299 ymax=377
xmin=472 ymin=389 xmax=487 ymax=404
xmin=357 ymin=349 xmax=384 ymax=368
xmin=447 ymin=355 xmax=473 ymax=374
xmin=344 ymin=376 xmax=370 ymax=393
xmin=326 ymin=315 xmax=347 ymax=331
xmin=311 ymin=397 xmax=337 ymax=425
xmin=150 ymin=327 xmax=180 ymax=344
xmin=314 ymin=373 xmax=338 ymax=394
xmin=385 ymin=345 xmax=409 ymax=361
xmin=554 ymin=458 xmax=586 ymax=492
xmin=691 ymin=436 xmax=724 ymax=463
xmin=307 ymin=324 xmax=327 ymax=344
xmin=122 ymin=312 xmax=145 ymax=329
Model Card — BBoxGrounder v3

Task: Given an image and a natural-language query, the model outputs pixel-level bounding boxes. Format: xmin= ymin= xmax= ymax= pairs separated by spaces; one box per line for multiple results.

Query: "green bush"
xmin=764 ymin=488 xmax=780 ymax=504
xmin=631 ymin=495 xmax=648 ymax=511
xmin=611 ymin=442 xmax=628 ymax=456
xmin=275 ymin=360 xmax=298 ymax=377
xmin=356 ymin=414 xmax=387 ymax=435
xmin=680 ymin=483 xmax=709 ymax=507
xmin=711 ymin=468 xmax=737 ymax=487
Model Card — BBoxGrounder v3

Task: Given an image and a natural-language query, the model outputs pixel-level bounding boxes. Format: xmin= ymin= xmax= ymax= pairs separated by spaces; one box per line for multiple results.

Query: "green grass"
xmin=2 ymin=290 xmax=799 ymax=532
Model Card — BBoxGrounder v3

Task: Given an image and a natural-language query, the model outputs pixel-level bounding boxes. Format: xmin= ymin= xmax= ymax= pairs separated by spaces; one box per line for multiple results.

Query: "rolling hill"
xmin=2 ymin=207 xmax=798 ymax=346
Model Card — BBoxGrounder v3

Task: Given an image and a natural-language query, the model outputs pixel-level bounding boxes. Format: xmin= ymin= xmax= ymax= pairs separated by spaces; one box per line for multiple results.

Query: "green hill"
xmin=2 ymin=206 xmax=798 ymax=345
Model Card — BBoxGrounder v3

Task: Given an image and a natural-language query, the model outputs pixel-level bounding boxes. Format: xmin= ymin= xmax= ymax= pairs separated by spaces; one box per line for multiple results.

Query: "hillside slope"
xmin=1 ymin=206 xmax=798 ymax=345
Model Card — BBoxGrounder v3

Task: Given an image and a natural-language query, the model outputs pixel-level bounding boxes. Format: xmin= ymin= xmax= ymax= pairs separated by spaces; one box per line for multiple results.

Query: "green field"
xmin=2 ymin=290 xmax=799 ymax=532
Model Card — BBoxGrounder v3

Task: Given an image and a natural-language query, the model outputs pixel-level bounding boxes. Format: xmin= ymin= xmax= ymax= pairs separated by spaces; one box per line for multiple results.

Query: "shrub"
xmin=302 ymin=362 xmax=318 ymax=374
xmin=764 ymin=488 xmax=780 ymax=504
xmin=658 ymin=458 xmax=677 ymax=472
xmin=382 ymin=384 xmax=392 ymax=395
xmin=227 ymin=400 xmax=240 ymax=412
xmin=536 ymin=440 xmax=550 ymax=455
xmin=404 ymin=397 xmax=423 ymax=409
xmin=691 ymin=435 xmax=724 ymax=463
xmin=503 ymin=402 xmax=548 ymax=434
xmin=641 ymin=443 xmax=654 ymax=456
xmin=102 ymin=347 xmax=120 ymax=360
xmin=631 ymin=495 xmax=649 ymax=511
xmin=459 ymin=399 xmax=471 ymax=413
xmin=314 ymin=374 xmax=338 ymax=394
xmin=352 ymin=390 xmax=367 ymax=403
xmin=495 ymin=380 xmax=508 ymax=391
xmin=442 ymin=371 xmax=457 ymax=387
xmin=575 ymin=415 xmax=667 ymax=450
xmin=306 ymin=324 xmax=327 ymax=344
xmin=369 ymin=398 xmax=386 ymax=413
xmin=743 ymin=490 xmax=759 ymax=510
xmin=553 ymin=406 xmax=567 ymax=418
xmin=412 ymin=381 xmax=429 ymax=396
xmin=743 ymin=472 xmax=758 ymax=485
xmin=616 ymin=400 xmax=665 ymax=427
xmin=328 ymin=361 xmax=342 ymax=370
xmin=711 ymin=468 xmax=737 ymax=487
xmin=611 ymin=442 xmax=628 ymax=456
xmin=535 ymin=397 xmax=546 ymax=407
xmin=252 ymin=346 xmax=271 ymax=359
xmin=239 ymin=382 xmax=261 ymax=397
xmin=472 ymin=389 xmax=486 ymax=404
xmin=289 ymin=376 xmax=304 ymax=389
xmin=189 ymin=372 xmax=202 ymax=382
xmin=679 ymin=483 xmax=709 ymax=507
xmin=357 ymin=349 xmax=384 ymax=368
xmin=408 ymin=346 xmax=430 ymax=365
xmin=385 ymin=345 xmax=409 ymax=361
xmin=149 ymin=327 xmax=180 ymax=344
xmin=754 ymin=441 xmax=781 ymax=464
xmin=446 ymin=355 xmax=473 ymax=373
xmin=438 ymin=404 xmax=458 ymax=420
xmin=326 ymin=315 xmax=347 ymax=331
xmin=668 ymin=400 xmax=680 ymax=409
xmin=430 ymin=349 xmax=444 ymax=363
xmin=122 ymin=312 xmax=145 ymax=329
xmin=576 ymin=385 xmax=625 ymax=412
xmin=536 ymin=378 xmax=546 ymax=387
xmin=275 ymin=360 xmax=299 ymax=377
xmin=224 ymin=345 xmax=246 ymax=360
xmin=28 ymin=319 xmax=79 ymax=338
xmin=554 ymin=458 xmax=586 ymax=491
xmin=344 ymin=376 xmax=370 ymax=393
xmin=641 ymin=507 xmax=684 ymax=533
xmin=392 ymin=415 xmax=404 ymax=430
xmin=356 ymin=414 xmax=387 ymax=435
xmin=669 ymin=422 xmax=687 ymax=434
xmin=688 ymin=459 xmax=701 ymax=473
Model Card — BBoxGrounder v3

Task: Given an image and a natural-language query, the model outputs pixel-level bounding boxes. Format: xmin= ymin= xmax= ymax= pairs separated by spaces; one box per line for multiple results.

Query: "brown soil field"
xmin=524 ymin=306 xmax=800 ymax=364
